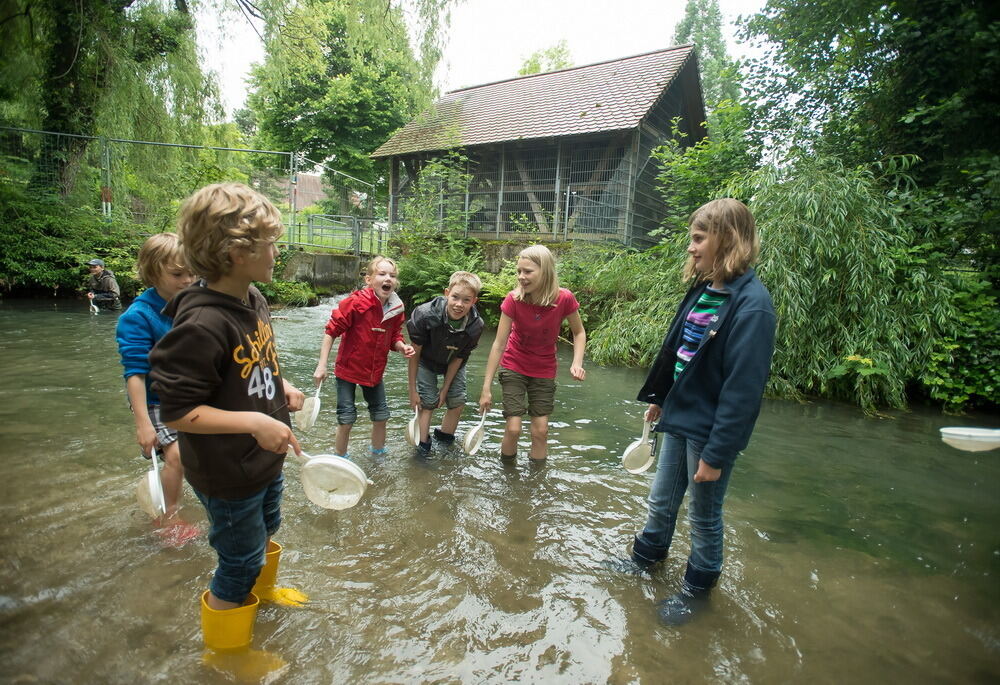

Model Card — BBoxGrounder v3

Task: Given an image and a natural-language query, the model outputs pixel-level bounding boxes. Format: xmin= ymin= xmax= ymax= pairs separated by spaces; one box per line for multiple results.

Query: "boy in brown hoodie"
xmin=150 ymin=183 xmax=306 ymax=657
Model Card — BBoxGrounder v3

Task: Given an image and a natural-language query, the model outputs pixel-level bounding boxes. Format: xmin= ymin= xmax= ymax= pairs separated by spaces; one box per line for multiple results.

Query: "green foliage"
xmin=921 ymin=277 xmax=1000 ymax=413
xmin=396 ymin=239 xmax=482 ymax=312
xmin=558 ymin=242 xmax=687 ymax=366
xmin=247 ymin=0 xmax=439 ymax=185
xmin=0 ymin=185 xmax=144 ymax=295
xmin=652 ymin=100 xmax=756 ymax=232
xmin=255 ymin=279 xmax=318 ymax=307
xmin=741 ymin=0 xmax=1000 ymax=284
xmin=393 ymin=152 xmax=483 ymax=310
xmin=0 ymin=0 xmax=222 ymax=168
xmin=726 ymin=153 xmax=955 ymax=412
xmin=475 ymin=263 xmax=518 ymax=327
xmin=395 ymin=152 xmax=472 ymax=244
xmin=517 ymin=41 xmax=574 ymax=76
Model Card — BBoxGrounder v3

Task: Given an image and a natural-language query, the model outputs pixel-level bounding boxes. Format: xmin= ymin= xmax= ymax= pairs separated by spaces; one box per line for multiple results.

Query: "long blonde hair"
xmin=514 ymin=244 xmax=560 ymax=306
xmin=683 ymin=198 xmax=759 ymax=284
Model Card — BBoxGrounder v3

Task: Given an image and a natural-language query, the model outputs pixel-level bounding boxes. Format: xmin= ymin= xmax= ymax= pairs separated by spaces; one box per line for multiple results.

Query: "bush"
xmin=255 ymin=279 xmax=318 ymax=307
xmin=0 ymin=185 xmax=146 ymax=295
xmin=726 ymin=154 xmax=956 ymax=411
xmin=921 ymin=276 xmax=1000 ymax=412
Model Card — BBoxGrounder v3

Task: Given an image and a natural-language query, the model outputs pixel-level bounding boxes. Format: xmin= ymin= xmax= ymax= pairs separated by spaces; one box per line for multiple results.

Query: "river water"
xmin=1 ymin=297 xmax=998 ymax=684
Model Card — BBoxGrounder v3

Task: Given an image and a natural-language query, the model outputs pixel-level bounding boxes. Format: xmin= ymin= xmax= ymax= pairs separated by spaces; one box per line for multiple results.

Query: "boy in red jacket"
xmin=313 ymin=256 xmax=415 ymax=458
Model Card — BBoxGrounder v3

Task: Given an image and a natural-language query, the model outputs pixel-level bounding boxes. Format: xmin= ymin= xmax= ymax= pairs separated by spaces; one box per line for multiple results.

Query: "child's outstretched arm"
xmin=407 ymin=343 xmax=422 ymax=409
xmin=166 ymin=405 xmax=302 ymax=456
xmin=479 ymin=313 xmax=512 ymax=413
xmin=566 ymin=310 xmax=587 ymax=381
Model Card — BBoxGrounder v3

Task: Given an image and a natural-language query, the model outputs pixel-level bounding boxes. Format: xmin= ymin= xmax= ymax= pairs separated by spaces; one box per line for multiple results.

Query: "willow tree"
xmin=728 ymin=154 xmax=955 ymax=411
xmin=0 ymin=0 xmax=222 ymax=195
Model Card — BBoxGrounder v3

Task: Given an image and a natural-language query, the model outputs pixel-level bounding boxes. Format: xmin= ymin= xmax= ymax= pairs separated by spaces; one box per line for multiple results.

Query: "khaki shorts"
xmin=498 ymin=367 xmax=556 ymax=417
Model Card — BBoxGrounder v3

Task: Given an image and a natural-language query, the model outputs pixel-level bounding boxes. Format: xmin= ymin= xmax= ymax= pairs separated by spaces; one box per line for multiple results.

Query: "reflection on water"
xmin=1 ymin=298 xmax=998 ymax=683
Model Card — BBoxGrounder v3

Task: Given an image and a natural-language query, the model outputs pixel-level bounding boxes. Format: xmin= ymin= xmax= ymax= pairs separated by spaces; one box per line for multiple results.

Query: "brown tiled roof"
xmin=372 ymin=45 xmax=696 ymax=158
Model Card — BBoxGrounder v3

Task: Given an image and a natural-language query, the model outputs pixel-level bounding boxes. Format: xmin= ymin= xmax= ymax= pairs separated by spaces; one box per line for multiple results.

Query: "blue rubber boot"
xmin=656 ymin=561 xmax=719 ymax=626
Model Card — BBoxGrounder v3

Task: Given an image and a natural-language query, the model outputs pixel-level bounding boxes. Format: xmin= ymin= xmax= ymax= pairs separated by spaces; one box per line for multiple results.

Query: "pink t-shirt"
xmin=500 ymin=288 xmax=580 ymax=379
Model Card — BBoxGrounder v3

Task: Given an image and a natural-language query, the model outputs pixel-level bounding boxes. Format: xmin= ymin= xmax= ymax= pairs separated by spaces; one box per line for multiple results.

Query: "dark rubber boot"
xmin=432 ymin=428 xmax=456 ymax=443
xmin=656 ymin=561 xmax=719 ymax=626
xmin=602 ymin=535 xmax=666 ymax=575
xmin=631 ymin=534 xmax=666 ymax=568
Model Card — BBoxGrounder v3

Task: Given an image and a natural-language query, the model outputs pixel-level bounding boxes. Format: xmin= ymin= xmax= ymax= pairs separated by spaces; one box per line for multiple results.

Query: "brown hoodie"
xmin=149 ymin=283 xmax=290 ymax=499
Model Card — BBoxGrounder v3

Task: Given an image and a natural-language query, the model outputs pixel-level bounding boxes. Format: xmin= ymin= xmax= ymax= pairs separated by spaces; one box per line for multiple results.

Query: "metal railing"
xmin=285 ymin=214 xmax=388 ymax=256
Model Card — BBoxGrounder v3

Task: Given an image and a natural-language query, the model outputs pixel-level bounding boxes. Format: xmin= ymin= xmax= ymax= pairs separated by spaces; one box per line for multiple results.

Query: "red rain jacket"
xmin=324 ymin=287 xmax=405 ymax=387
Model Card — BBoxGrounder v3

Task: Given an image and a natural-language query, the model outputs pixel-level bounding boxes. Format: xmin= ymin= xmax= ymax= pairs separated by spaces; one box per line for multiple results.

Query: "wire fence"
xmin=388 ymin=136 xmax=658 ymax=248
xmin=0 ymin=126 xmax=382 ymax=254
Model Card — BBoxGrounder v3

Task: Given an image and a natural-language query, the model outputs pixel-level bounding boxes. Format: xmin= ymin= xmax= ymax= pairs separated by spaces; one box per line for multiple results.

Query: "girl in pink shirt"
xmin=479 ymin=245 xmax=586 ymax=461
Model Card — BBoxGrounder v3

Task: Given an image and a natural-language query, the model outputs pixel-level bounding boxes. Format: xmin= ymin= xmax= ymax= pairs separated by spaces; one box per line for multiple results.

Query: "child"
xmin=86 ymin=258 xmax=122 ymax=310
xmin=406 ymin=271 xmax=485 ymax=455
xmin=313 ymin=256 xmax=415 ymax=458
xmin=148 ymin=183 xmax=308 ymax=656
xmin=114 ymin=233 xmax=197 ymax=543
xmin=478 ymin=244 xmax=586 ymax=461
xmin=623 ymin=198 xmax=775 ymax=626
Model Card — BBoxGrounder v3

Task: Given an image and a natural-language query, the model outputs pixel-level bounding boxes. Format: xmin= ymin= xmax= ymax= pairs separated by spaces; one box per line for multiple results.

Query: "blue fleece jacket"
xmin=115 ymin=287 xmax=172 ymax=405
xmin=637 ymin=268 xmax=776 ymax=468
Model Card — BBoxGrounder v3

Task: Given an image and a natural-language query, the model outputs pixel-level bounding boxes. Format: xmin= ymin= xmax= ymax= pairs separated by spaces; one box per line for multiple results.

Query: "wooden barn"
xmin=372 ymin=45 xmax=707 ymax=247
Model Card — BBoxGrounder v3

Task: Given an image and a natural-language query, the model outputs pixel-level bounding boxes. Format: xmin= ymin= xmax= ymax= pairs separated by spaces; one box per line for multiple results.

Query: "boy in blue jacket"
xmin=406 ymin=271 xmax=485 ymax=455
xmin=115 ymin=233 xmax=197 ymax=541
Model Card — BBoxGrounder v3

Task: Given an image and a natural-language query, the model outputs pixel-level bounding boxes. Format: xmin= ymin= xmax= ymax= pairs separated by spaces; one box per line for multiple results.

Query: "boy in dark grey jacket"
xmin=406 ymin=271 xmax=485 ymax=454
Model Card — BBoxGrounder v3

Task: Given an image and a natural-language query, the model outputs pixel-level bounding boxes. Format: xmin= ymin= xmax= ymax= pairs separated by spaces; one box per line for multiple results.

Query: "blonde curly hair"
xmin=176 ymin=183 xmax=283 ymax=282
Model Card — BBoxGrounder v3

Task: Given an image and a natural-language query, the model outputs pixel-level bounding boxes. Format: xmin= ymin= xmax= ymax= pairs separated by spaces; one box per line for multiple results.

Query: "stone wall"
xmin=480 ymin=241 xmax=573 ymax=273
xmin=281 ymin=251 xmax=361 ymax=291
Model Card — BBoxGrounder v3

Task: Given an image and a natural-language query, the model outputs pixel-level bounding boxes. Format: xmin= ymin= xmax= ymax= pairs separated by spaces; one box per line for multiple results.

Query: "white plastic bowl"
xmin=939 ymin=427 xmax=1000 ymax=452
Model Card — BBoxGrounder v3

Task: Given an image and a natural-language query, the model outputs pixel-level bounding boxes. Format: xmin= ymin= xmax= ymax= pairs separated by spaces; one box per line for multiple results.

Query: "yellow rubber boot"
xmin=200 ymin=591 xmax=286 ymax=681
xmin=251 ymin=540 xmax=309 ymax=607
xmin=200 ymin=591 xmax=259 ymax=650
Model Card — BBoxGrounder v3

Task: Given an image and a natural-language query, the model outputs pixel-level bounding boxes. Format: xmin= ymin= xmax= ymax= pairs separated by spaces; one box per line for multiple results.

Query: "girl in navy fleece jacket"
xmin=623 ymin=198 xmax=776 ymax=626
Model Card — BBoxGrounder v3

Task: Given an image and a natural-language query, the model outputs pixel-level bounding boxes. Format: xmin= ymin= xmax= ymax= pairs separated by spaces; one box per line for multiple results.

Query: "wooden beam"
xmin=513 ymin=157 xmax=550 ymax=233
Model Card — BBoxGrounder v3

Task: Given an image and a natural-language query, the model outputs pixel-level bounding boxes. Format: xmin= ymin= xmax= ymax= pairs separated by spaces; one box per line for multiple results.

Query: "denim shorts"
xmin=416 ymin=362 xmax=467 ymax=410
xmin=194 ymin=473 xmax=284 ymax=604
xmin=498 ymin=367 xmax=556 ymax=417
xmin=336 ymin=377 xmax=390 ymax=424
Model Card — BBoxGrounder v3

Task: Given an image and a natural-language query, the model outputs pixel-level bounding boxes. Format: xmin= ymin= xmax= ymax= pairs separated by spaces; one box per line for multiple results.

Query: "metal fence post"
xmin=288 ymin=152 xmax=298 ymax=247
xmin=496 ymin=147 xmax=505 ymax=238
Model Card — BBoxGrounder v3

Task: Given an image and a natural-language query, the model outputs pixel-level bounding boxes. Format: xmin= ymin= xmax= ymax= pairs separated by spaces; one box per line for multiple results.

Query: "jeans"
xmin=194 ymin=473 xmax=284 ymax=604
xmin=635 ymin=433 xmax=733 ymax=574
xmin=336 ymin=377 xmax=389 ymax=424
xmin=416 ymin=363 xmax=466 ymax=409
